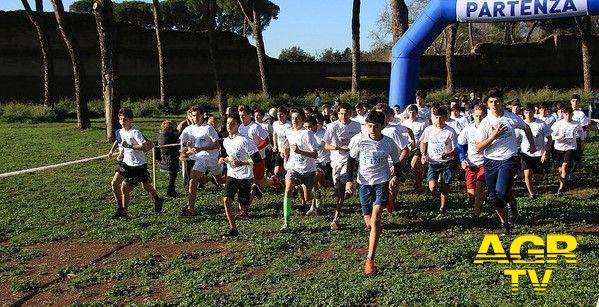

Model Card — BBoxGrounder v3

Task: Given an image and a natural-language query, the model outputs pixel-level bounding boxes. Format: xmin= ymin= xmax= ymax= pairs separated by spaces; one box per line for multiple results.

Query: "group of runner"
xmin=106 ymin=88 xmax=590 ymax=275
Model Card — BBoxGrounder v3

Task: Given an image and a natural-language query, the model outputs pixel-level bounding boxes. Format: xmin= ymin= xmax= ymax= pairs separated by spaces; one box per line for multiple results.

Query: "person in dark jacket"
xmin=157 ymin=120 xmax=181 ymax=198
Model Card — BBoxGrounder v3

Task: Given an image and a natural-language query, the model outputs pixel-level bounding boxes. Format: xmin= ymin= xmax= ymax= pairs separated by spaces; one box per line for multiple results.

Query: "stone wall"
xmin=1 ymin=11 xmax=598 ymax=102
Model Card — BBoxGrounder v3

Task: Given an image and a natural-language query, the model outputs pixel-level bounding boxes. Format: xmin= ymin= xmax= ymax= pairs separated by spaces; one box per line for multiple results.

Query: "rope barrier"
xmin=0 ymin=143 xmax=182 ymax=179
xmin=0 ymin=155 xmax=107 ymax=179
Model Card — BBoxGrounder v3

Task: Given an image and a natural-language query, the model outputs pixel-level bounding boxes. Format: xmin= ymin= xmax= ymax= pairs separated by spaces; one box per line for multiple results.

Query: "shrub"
xmin=0 ymin=103 xmax=55 ymax=123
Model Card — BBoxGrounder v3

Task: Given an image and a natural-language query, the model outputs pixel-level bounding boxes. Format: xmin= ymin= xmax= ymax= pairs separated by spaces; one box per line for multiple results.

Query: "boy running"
xmin=305 ymin=115 xmax=330 ymax=216
xmin=219 ymin=115 xmax=262 ymax=237
xmin=475 ymin=89 xmax=536 ymax=235
xmin=239 ymin=106 xmax=283 ymax=209
xmin=345 ymin=111 xmax=402 ymax=275
xmin=402 ymin=104 xmax=428 ymax=192
xmin=115 ymin=108 xmax=164 ymax=219
xmin=517 ymin=104 xmax=552 ymax=198
xmin=179 ymin=106 xmax=222 ymax=217
xmin=323 ymin=102 xmax=363 ymax=230
xmin=280 ymin=109 xmax=319 ymax=231
xmin=420 ymin=106 xmax=458 ymax=216
xmin=272 ymin=106 xmax=292 ymax=178
xmin=551 ymin=106 xmax=584 ymax=196
xmin=457 ymin=104 xmax=487 ymax=217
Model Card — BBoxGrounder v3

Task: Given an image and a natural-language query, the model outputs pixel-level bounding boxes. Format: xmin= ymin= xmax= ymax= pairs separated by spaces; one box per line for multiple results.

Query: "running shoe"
xmin=365 ymin=258 xmax=377 ymax=275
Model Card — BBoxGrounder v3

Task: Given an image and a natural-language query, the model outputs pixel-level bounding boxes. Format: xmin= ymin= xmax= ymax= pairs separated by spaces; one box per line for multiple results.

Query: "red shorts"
xmin=465 ymin=164 xmax=485 ymax=190
xmin=253 ymin=158 xmax=266 ymax=180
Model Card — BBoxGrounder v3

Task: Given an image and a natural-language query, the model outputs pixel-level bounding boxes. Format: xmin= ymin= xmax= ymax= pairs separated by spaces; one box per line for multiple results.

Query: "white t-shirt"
xmin=535 ymin=114 xmax=556 ymax=127
xmin=180 ymin=123 xmax=220 ymax=162
xmin=475 ymin=111 xmax=527 ymax=161
xmin=222 ymin=135 xmax=259 ymax=180
xmin=446 ymin=118 xmax=465 ymax=135
xmin=420 ymin=125 xmax=457 ymax=164
xmin=285 ymin=128 xmax=319 ymax=173
xmin=314 ymin=128 xmax=330 ymax=164
xmin=257 ymin=121 xmax=273 ymax=150
xmin=458 ymin=122 xmax=485 ymax=166
xmin=349 ymin=134 xmax=400 ymax=185
xmin=572 ymin=109 xmax=590 ymax=139
xmin=119 ymin=127 xmax=147 ymax=166
xmin=239 ymin=121 xmax=269 ymax=159
xmin=352 ymin=114 xmax=366 ymax=125
xmin=401 ymin=104 xmax=431 ymax=122
xmin=272 ymin=120 xmax=291 ymax=152
xmin=402 ymin=118 xmax=428 ymax=147
xmin=517 ymin=119 xmax=551 ymax=157
xmin=551 ymin=120 xmax=584 ymax=151
xmin=323 ymin=120 xmax=362 ymax=166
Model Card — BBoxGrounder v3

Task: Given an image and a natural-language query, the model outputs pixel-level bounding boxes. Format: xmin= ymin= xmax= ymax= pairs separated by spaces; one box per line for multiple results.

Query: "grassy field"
xmin=0 ymin=119 xmax=598 ymax=306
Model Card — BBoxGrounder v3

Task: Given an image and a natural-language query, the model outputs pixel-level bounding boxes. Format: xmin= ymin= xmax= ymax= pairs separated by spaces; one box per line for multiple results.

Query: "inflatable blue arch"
xmin=389 ymin=0 xmax=599 ymax=108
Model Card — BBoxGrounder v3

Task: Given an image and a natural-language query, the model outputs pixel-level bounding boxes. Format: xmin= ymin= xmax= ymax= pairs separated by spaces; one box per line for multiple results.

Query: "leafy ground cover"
xmin=0 ymin=120 xmax=597 ymax=306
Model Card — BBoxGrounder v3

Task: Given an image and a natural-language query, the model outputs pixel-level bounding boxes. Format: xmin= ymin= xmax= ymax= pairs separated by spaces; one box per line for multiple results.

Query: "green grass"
xmin=0 ymin=121 xmax=598 ymax=306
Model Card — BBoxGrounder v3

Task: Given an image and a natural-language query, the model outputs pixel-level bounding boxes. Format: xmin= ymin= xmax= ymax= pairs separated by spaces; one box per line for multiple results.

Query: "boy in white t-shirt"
xmin=116 ymin=108 xmax=164 ymax=219
xmin=517 ymin=104 xmax=553 ymax=198
xmin=280 ymin=109 xmax=319 ymax=231
xmin=457 ymin=104 xmax=487 ymax=217
xmin=107 ymin=128 xmax=126 ymax=219
xmin=345 ymin=111 xmax=401 ymax=275
xmin=403 ymin=104 xmax=428 ymax=192
xmin=420 ymin=106 xmax=458 ymax=216
xmin=551 ymin=106 xmax=585 ymax=196
xmin=323 ymin=102 xmax=362 ymax=230
xmin=219 ymin=115 xmax=263 ymax=238
xmin=475 ymin=89 xmax=536 ymax=235
xmin=272 ymin=106 xmax=292 ymax=178
xmin=570 ymin=94 xmax=590 ymax=178
xmin=179 ymin=106 xmax=222 ymax=217
xmin=304 ymin=115 xmax=330 ymax=216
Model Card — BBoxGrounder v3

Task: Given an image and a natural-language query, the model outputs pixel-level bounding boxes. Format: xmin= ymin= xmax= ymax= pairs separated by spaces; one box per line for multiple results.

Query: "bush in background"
xmin=1 ymin=88 xmax=595 ymax=123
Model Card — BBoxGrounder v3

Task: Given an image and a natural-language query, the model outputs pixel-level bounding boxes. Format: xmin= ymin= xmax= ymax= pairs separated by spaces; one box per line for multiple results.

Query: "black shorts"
xmin=224 ymin=177 xmax=253 ymax=205
xmin=123 ymin=164 xmax=150 ymax=185
xmin=275 ymin=154 xmax=285 ymax=167
xmin=554 ymin=150 xmax=574 ymax=165
xmin=520 ymin=153 xmax=543 ymax=174
xmin=409 ymin=148 xmax=422 ymax=161
xmin=115 ymin=161 xmax=126 ymax=175
xmin=317 ymin=162 xmax=333 ymax=182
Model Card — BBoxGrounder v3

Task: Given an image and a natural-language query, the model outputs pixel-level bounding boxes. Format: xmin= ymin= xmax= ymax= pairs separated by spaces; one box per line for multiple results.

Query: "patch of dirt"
xmin=312 ymin=249 xmax=335 ymax=261
xmin=5 ymin=239 xmax=232 ymax=306
xmin=351 ymin=247 xmax=368 ymax=257
xmin=567 ymin=187 xmax=599 ymax=199
xmin=101 ymin=241 xmax=221 ymax=264
xmin=423 ymin=266 xmax=445 ymax=274
xmin=244 ymin=266 xmax=269 ymax=279
xmin=411 ymin=250 xmax=427 ymax=258
xmin=571 ymin=225 xmax=599 ymax=234
xmin=292 ymin=264 xmax=321 ymax=278
xmin=120 ymin=281 xmax=171 ymax=306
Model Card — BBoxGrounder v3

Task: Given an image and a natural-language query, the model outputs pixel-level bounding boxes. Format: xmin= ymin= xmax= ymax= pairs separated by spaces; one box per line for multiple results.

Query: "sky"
xmin=1 ymin=0 xmax=389 ymax=58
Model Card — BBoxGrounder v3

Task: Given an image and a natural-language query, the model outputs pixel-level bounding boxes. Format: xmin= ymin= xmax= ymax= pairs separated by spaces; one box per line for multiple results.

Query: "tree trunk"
xmin=152 ymin=0 xmax=167 ymax=111
xmin=351 ymin=0 xmax=361 ymax=93
xmin=93 ymin=0 xmax=119 ymax=142
xmin=206 ymin=0 xmax=227 ymax=115
xmin=251 ymin=6 xmax=270 ymax=96
xmin=390 ymin=0 xmax=408 ymax=43
xmin=445 ymin=23 xmax=458 ymax=94
xmin=50 ymin=0 xmax=90 ymax=129
xmin=468 ymin=23 xmax=475 ymax=53
xmin=22 ymin=0 xmax=55 ymax=106
xmin=525 ymin=21 xmax=538 ymax=43
xmin=578 ymin=16 xmax=592 ymax=93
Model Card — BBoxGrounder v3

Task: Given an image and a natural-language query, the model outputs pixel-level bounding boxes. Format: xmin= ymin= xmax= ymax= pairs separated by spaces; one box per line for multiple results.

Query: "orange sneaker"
xmin=365 ymin=258 xmax=377 ymax=275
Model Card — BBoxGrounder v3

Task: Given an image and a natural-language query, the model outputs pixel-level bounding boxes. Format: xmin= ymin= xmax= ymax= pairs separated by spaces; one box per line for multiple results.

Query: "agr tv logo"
xmin=474 ymin=234 xmax=578 ymax=294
